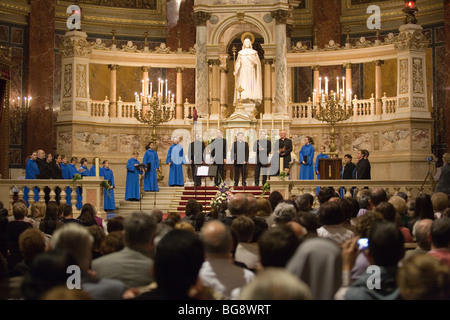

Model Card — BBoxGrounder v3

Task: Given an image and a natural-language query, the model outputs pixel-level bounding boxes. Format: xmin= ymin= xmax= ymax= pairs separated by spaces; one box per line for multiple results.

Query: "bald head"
xmin=200 ymin=220 xmax=232 ymax=255
xmin=229 ymin=193 xmax=248 ymax=216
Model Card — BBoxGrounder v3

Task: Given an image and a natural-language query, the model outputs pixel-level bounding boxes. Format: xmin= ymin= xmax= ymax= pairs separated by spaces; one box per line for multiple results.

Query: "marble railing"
xmin=0 ymin=178 xmax=107 ymax=219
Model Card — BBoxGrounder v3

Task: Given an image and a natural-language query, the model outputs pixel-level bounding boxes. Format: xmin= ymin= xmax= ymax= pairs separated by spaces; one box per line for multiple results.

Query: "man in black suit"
xmin=342 ymin=154 xmax=356 ymax=179
xmin=188 ymin=132 xmax=205 ymax=187
xmin=231 ymin=132 xmax=249 ymax=187
xmin=273 ymin=130 xmax=292 ymax=176
xmin=254 ymin=130 xmax=271 ymax=186
xmin=210 ymin=129 xmax=227 ymax=186
xmin=354 ymin=149 xmax=371 ymax=180
xmin=35 ymin=149 xmax=52 ymax=179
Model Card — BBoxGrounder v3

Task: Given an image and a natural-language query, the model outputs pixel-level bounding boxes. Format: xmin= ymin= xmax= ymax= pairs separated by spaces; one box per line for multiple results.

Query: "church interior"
xmin=0 ymin=0 xmax=448 ymax=214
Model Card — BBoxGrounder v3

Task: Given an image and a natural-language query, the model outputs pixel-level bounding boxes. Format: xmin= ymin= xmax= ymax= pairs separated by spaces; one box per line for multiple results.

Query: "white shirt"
xmin=317 ymin=224 xmax=355 ymax=244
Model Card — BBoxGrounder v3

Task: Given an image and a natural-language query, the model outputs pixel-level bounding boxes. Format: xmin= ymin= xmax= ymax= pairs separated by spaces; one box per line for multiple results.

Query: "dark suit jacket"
xmin=188 ymin=140 xmax=205 ymax=165
xmin=276 ymin=138 xmax=293 ymax=162
xmin=342 ymin=162 xmax=356 ymax=179
xmin=253 ymin=139 xmax=271 ymax=165
xmin=355 ymin=159 xmax=371 ymax=179
xmin=210 ymin=138 xmax=227 ymax=164
xmin=231 ymin=140 xmax=249 ymax=164
xmin=35 ymin=158 xmax=52 ymax=179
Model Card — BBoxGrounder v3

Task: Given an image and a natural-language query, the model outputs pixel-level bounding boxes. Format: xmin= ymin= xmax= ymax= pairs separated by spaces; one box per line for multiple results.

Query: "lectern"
xmin=319 ymin=158 xmax=342 ymax=180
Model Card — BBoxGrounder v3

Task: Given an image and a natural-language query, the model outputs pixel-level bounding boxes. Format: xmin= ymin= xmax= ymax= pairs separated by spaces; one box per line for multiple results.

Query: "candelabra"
xmin=403 ymin=1 xmax=418 ymax=25
xmin=10 ymin=95 xmax=32 ymax=133
xmin=312 ymin=89 xmax=352 ymax=155
xmin=134 ymin=92 xmax=175 ymax=150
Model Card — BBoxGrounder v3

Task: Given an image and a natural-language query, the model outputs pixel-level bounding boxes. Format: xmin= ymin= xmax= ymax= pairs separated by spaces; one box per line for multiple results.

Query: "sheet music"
xmin=197 ymin=166 xmax=209 ymax=176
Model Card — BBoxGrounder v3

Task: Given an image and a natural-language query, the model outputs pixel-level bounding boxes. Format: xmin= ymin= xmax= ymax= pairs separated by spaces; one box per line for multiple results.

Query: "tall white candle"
xmin=325 ymin=77 xmax=328 ymax=95
xmin=342 ymin=76 xmax=345 ymax=96
xmin=165 ymin=79 xmax=168 ymax=101
xmin=336 ymin=77 xmax=339 ymax=96
xmin=95 ymin=157 xmax=99 ymax=177
xmin=319 ymin=77 xmax=322 ymax=93
xmin=150 ymin=82 xmax=152 ymax=97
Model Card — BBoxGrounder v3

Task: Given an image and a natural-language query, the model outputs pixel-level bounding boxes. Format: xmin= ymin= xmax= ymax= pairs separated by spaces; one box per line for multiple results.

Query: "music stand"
xmin=136 ymin=163 xmax=148 ymax=212
xmin=196 ymin=165 xmax=217 ymax=211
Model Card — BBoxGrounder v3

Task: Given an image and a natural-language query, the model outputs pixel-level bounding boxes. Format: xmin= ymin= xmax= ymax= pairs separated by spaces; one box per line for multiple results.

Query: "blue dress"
xmin=299 ymin=144 xmax=315 ymax=180
xmin=67 ymin=163 xmax=79 ymax=208
xmin=102 ymin=167 xmax=115 ymax=211
xmin=143 ymin=149 xmax=159 ymax=192
xmin=23 ymin=159 xmax=40 ymax=206
xmin=125 ymin=158 xmax=142 ymax=200
xmin=60 ymin=163 xmax=72 ymax=205
xmin=166 ymin=143 xmax=185 ymax=186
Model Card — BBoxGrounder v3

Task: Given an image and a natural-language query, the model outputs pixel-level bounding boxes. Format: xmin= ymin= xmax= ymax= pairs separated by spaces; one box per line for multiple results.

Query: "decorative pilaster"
xmin=394 ymin=23 xmax=430 ymax=118
xmin=211 ymin=59 xmax=220 ymax=115
xmin=264 ymin=59 xmax=272 ymax=115
xmin=194 ymin=11 xmax=211 ymax=115
xmin=59 ymin=30 xmax=92 ymax=122
xmin=271 ymin=9 xmax=289 ymax=114
xmin=176 ymin=67 xmax=184 ymax=120
xmin=219 ymin=56 xmax=228 ymax=117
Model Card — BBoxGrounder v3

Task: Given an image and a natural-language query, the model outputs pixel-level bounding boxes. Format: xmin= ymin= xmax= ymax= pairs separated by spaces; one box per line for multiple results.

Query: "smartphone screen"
xmin=357 ymin=238 xmax=369 ymax=250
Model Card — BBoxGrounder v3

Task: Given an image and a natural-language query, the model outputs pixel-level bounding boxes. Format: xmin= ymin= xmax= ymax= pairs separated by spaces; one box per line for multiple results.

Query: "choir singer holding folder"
xmin=299 ymin=136 xmax=315 ymax=180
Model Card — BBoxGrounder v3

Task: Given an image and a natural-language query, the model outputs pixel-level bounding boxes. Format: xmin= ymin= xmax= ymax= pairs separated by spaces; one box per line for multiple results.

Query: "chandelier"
xmin=10 ymin=95 xmax=32 ymax=133
xmin=312 ymin=76 xmax=353 ymax=155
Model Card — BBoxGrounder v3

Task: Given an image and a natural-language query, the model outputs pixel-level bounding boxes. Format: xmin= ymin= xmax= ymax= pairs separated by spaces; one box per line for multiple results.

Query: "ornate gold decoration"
xmin=76 ymin=64 xmax=87 ymax=98
xmin=271 ymin=9 xmax=289 ymax=25
xmin=241 ymin=32 xmax=255 ymax=45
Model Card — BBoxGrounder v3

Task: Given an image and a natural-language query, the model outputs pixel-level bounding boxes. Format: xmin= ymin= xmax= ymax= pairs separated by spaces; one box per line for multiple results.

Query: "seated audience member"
xmin=198 ymin=220 xmax=255 ymax=300
xmin=222 ymin=193 xmax=248 ymax=226
xmin=397 ymin=254 xmax=450 ymax=300
xmin=27 ymin=202 xmax=46 ymax=229
xmin=77 ymin=203 xmax=97 ymax=227
xmin=375 ymin=201 xmax=413 ymax=243
xmin=317 ymin=187 xmax=339 ymax=205
xmin=316 ymin=201 xmax=355 ymax=244
xmin=21 ymin=249 xmax=77 ymax=300
xmin=134 ymin=229 xmax=206 ymax=300
xmin=403 ymin=218 xmax=433 ymax=261
xmin=256 ymin=198 xmax=273 ymax=226
xmin=13 ymin=228 xmax=46 ymax=276
xmin=6 ymin=202 xmax=33 ymax=271
xmin=39 ymin=201 xmax=64 ymax=236
xmin=356 ymin=189 xmax=371 ymax=217
xmin=343 ymin=221 xmax=405 ymax=300
xmin=231 ymin=215 xmax=259 ymax=271
xmin=239 ymin=268 xmax=312 ymax=300
xmin=87 ymin=225 xmax=106 ymax=260
xmin=268 ymin=191 xmax=284 ymax=212
xmin=270 ymin=201 xmax=296 ymax=228
xmin=40 ymin=285 xmax=93 ymax=300
xmin=297 ymin=212 xmax=320 ymax=239
xmin=258 ymin=225 xmax=300 ymax=269
xmin=60 ymin=204 xmax=83 ymax=225
xmin=106 ymin=215 xmax=124 ymax=233
xmin=294 ymin=194 xmax=313 ymax=214
xmin=427 ymin=216 xmax=450 ymax=267
xmin=408 ymin=193 xmax=434 ymax=235
xmin=100 ymin=231 xmax=125 ymax=256
xmin=92 ymin=211 xmax=157 ymax=288
xmin=350 ymin=211 xmax=385 ymax=282
xmin=180 ymin=199 xmax=204 ymax=232
xmin=246 ymin=194 xmax=268 ymax=242
xmin=50 ymin=223 xmax=128 ymax=300
xmin=431 ymin=192 xmax=449 ymax=219
xmin=287 ymin=237 xmax=342 ymax=300
xmin=368 ymin=187 xmax=388 ymax=210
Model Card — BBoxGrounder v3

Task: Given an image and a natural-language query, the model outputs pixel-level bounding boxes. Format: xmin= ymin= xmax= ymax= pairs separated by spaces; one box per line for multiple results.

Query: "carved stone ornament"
xmin=61 ymin=37 xmax=92 ymax=58
xmin=271 ymin=9 xmax=289 ymax=25
xmin=394 ymin=29 xmax=430 ymax=51
xmin=383 ymin=32 xmax=397 ymax=44
xmin=154 ymin=43 xmax=173 ymax=54
xmin=91 ymin=38 xmax=107 ymax=50
xmin=121 ymin=41 xmax=140 ymax=52
xmin=323 ymin=39 xmax=340 ymax=51
xmin=193 ymin=11 xmax=211 ymax=27
xmin=354 ymin=36 xmax=372 ymax=48
xmin=291 ymin=41 xmax=308 ymax=53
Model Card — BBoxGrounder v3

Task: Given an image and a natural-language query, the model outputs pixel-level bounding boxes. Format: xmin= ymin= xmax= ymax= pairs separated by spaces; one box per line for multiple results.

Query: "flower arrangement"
xmin=101 ymin=180 xmax=112 ymax=198
xmin=71 ymin=173 xmax=82 ymax=186
xmin=210 ymin=180 xmax=234 ymax=208
xmin=278 ymin=170 xmax=288 ymax=181
xmin=260 ymin=182 xmax=270 ymax=198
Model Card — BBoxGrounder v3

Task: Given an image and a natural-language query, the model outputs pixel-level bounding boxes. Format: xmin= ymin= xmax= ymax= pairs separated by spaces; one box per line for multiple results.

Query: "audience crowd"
xmin=0 ymin=185 xmax=449 ymax=301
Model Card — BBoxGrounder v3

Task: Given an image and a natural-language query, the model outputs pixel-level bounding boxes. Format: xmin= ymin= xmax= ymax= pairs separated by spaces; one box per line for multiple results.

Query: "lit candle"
xmin=313 ymin=89 xmax=316 ymax=106
xmin=336 ymin=77 xmax=339 ymax=96
xmin=318 ymin=77 xmax=322 ymax=93
xmin=165 ymin=79 xmax=168 ymax=101
xmin=342 ymin=76 xmax=345 ymax=96
xmin=158 ymin=78 xmax=161 ymax=96
xmin=325 ymin=77 xmax=328 ymax=95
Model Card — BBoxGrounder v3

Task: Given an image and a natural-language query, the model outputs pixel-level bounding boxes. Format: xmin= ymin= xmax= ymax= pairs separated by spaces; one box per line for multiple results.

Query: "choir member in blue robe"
xmin=299 ymin=136 xmax=315 ymax=180
xmin=102 ymin=160 xmax=115 ymax=211
xmin=89 ymin=158 xmax=105 ymax=177
xmin=67 ymin=157 xmax=80 ymax=207
xmin=314 ymin=146 xmax=329 ymax=194
xmin=143 ymin=142 xmax=159 ymax=192
xmin=60 ymin=155 xmax=72 ymax=205
xmin=125 ymin=151 xmax=143 ymax=201
xmin=76 ymin=158 xmax=91 ymax=210
xmin=23 ymin=151 xmax=40 ymax=206
xmin=166 ymin=137 xmax=185 ymax=186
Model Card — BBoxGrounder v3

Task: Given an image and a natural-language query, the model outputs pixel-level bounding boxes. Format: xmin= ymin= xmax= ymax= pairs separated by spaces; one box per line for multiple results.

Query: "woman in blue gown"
xmin=102 ymin=160 xmax=115 ymax=211
xmin=125 ymin=151 xmax=143 ymax=201
xmin=24 ymin=151 xmax=40 ymax=206
xmin=299 ymin=136 xmax=315 ymax=180
xmin=143 ymin=142 xmax=159 ymax=192
xmin=166 ymin=137 xmax=185 ymax=187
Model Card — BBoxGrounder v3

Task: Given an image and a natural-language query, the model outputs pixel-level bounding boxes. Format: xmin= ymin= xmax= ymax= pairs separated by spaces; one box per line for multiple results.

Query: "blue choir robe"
xmin=89 ymin=165 xmax=105 ymax=177
xmin=76 ymin=165 xmax=91 ymax=209
xmin=23 ymin=159 xmax=40 ymax=206
xmin=60 ymin=163 xmax=72 ymax=205
xmin=102 ymin=167 xmax=115 ymax=211
xmin=299 ymin=144 xmax=315 ymax=180
xmin=315 ymin=152 xmax=329 ymax=194
xmin=125 ymin=158 xmax=142 ymax=200
xmin=67 ymin=163 xmax=80 ymax=208
xmin=166 ymin=143 xmax=185 ymax=186
xmin=143 ymin=149 xmax=159 ymax=192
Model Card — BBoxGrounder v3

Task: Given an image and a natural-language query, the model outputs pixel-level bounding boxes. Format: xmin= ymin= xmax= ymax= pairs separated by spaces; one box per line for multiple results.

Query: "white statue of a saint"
xmin=233 ymin=37 xmax=262 ymax=105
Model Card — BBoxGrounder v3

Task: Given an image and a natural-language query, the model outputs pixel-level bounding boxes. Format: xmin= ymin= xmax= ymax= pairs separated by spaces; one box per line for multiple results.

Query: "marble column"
xmin=211 ymin=60 xmax=220 ymax=115
xmin=312 ymin=66 xmax=320 ymax=98
xmin=26 ymin=0 xmax=55 ymax=157
xmin=194 ymin=11 xmax=211 ymax=115
xmin=271 ymin=9 xmax=289 ymax=114
xmin=108 ymin=64 xmax=119 ymax=117
xmin=176 ymin=67 xmax=184 ymax=120
xmin=220 ymin=65 xmax=228 ymax=117
xmin=264 ymin=59 xmax=272 ymax=115
xmin=374 ymin=60 xmax=384 ymax=115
